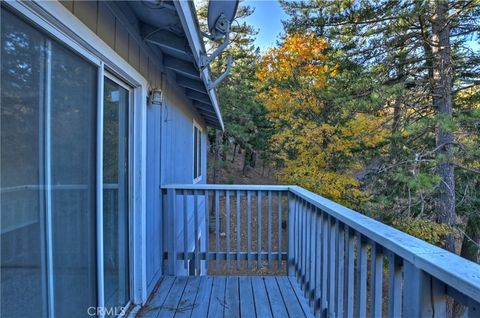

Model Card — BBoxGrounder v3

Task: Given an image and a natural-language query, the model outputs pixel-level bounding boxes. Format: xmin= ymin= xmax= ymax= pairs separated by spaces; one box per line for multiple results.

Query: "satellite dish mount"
xmin=201 ymin=0 xmax=239 ymax=89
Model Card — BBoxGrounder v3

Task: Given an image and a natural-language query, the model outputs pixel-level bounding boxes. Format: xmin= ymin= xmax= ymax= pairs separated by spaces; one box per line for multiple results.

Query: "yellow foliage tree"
xmin=257 ymin=33 xmax=387 ymax=207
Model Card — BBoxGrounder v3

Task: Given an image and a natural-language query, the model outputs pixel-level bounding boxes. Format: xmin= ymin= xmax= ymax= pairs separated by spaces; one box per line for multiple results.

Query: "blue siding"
xmin=146 ymin=102 xmax=162 ymax=293
xmin=145 ymin=79 xmax=209 ymax=281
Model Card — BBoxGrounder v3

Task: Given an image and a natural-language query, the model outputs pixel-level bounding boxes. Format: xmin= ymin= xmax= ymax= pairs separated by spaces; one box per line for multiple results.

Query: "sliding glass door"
xmin=1 ymin=7 xmax=132 ymax=318
xmin=1 ymin=8 xmax=97 ymax=318
xmin=103 ymin=76 xmax=131 ymax=315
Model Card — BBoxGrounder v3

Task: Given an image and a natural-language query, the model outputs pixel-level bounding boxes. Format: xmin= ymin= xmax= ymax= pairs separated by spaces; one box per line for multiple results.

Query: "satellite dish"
xmin=207 ymin=0 xmax=239 ymax=39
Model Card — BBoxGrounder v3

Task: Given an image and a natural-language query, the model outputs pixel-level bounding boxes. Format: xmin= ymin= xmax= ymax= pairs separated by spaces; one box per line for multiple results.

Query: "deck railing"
xmin=162 ymin=184 xmax=480 ymax=317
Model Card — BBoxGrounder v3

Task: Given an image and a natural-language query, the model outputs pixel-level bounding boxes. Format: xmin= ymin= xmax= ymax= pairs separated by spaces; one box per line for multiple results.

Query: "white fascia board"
xmin=174 ymin=0 xmax=225 ymax=131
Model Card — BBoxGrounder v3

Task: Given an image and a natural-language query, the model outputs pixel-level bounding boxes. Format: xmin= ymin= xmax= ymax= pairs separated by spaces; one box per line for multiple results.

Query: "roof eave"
xmin=174 ymin=0 xmax=224 ymax=131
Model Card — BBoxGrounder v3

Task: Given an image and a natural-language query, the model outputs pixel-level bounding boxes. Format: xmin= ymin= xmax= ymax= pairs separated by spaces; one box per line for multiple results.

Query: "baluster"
xmin=370 ymin=242 xmax=383 ymax=318
xmin=329 ymin=216 xmax=337 ymax=316
xmin=287 ymin=193 xmax=295 ymax=276
xmin=257 ymin=190 xmax=262 ymax=269
xmin=302 ymin=200 xmax=307 ymax=287
xmin=321 ymin=211 xmax=328 ymax=315
xmin=268 ymin=190 xmax=272 ymax=269
xmin=215 ymin=190 xmax=220 ymax=269
xmin=278 ymin=192 xmax=283 ymax=270
xmin=308 ymin=205 xmax=316 ymax=304
xmin=304 ymin=202 xmax=310 ymax=295
xmin=226 ymin=190 xmax=231 ymax=270
xmin=194 ymin=190 xmax=199 ymax=275
xmin=236 ymin=190 xmax=241 ymax=270
xmin=388 ymin=252 xmax=403 ymax=317
xmin=183 ymin=190 xmax=188 ymax=269
xmin=315 ymin=207 xmax=321 ymax=316
xmin=345 ymin=226 xmax=355 ymax=318
xmin=355 ymin=233 xmax=367 ymax=317
xmin=247 ymin=190 xmax=252 ymax=269
xmin=205 ymin=190 xmax=209 ymax=269
xmin=295 ymin=198 xmax=299 ymax=278
xmin=166 ymin=188 xmax=177 ymax=275
xmin=337 ymin=222 xmax=345 ymax=317
xmin=304 ymin=201 xmax=310 ymax=294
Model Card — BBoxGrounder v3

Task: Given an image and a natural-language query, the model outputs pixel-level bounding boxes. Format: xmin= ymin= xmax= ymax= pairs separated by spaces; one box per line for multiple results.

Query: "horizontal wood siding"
xmin=60 ymin=0 xmax=161 ymax=89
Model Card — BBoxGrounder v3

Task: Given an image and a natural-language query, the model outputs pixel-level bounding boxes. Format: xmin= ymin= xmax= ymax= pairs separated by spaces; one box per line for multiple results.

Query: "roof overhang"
xmin=128 ymin=0 xmax=224 ymax=130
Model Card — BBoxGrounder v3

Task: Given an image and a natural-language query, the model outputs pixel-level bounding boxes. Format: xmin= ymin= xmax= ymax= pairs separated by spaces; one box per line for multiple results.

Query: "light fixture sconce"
xmin=149 ymin=89 xmax=162 ymax=105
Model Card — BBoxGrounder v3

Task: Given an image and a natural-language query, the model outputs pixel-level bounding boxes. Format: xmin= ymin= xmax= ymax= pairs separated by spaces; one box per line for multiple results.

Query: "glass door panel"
xmin=103 ymin=77 xmax=130 ymax=314
xmin=1 ymin=9 xmax=46 ymax=318
xmin=50 ymin=40 xmax=97 ymax=318
xmin=1 ymin=8 xmax=97 ymax=318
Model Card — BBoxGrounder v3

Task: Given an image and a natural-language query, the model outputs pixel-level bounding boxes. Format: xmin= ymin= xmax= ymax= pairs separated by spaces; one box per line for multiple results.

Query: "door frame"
xmin=103 ymin=70 xmax=135 ymax=312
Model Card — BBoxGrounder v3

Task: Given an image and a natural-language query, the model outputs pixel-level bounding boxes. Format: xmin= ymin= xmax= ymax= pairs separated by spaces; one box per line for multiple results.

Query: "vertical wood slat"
xmin=278 ymin=192 xmax=283 ymax=270
xmin=226 ymin=190 xmax=231 ymax=270
xmin=308 ymin=205 xmax=316 ymax=304
xmin=337 ymin=223 xmax=345 ymax=317
xmin=303 ymin=202 xmax=309 ymax=295
xmin=247 ymin=190 xmax=252 ymax=269
xmin=356 ymin=234 xmax=367 ymax=317
xmin=295 ymin=199 xmax=300 ymax=279
xmin=257 ymin=190 xmax=262 ymax=269
xmin=328 ymin=216 xmax=336 ymax=316
xmin=312 ymin=207 xmax=321 ymax=316
xmin=370 ymin=242 xmax=383 ymax=318
xmin=321 ymin=211 xmax=328 ymax=315
xmin=166 ymin=188 xmax=176 ymax=275
xmin=215 ymin=190 xmax=220 ymax=269
xmin=236 ymin=190 xmax=241 ymax=270
xmin=304 ymin=202 xmax=309 ymax=294
xmin=194 ymin=190 xmax=199 ymax=274
xmin=296 ymin=199 xmax=301 ymax=281
xmin=268 ymin=191 xmax=273 ymax=269
xmin=205 ymin=190 xmax=209 ymax=269
xmin=287 ymin=193 xmax=295 ymax=276
xmin=296 ymin=200 xmax=300 ymax=280
xmin=301 ymin=200 xmax=307 ymax=287
xmin=345 ymin=227 xmax=355 ymax=318
xmin=404 ymin=261 xmax=447 ymax=318
xmin=314 ymin=208 xmax=321 ymax=316
xmin=431 ymin=278 xmax=447 ymax=318
xmin=388 ymin=252 xmax=403 ymax=317
xmin=183 ymin=191 xmax=188 ymax=269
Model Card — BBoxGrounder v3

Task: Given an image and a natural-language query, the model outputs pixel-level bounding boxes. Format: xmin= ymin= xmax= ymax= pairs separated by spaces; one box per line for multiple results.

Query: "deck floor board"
xmin=138 ymin=276 xmax=314 ymax=318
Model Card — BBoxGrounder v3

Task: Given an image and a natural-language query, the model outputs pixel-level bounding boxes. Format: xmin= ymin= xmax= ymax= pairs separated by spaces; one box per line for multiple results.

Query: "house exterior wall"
xmin=3 ymin=0 xmax=211 ymax=310
xmin=60 ymin=0 xmax=209 ymax=285
xmin=160 ymin=79 xmax=208 ymax=276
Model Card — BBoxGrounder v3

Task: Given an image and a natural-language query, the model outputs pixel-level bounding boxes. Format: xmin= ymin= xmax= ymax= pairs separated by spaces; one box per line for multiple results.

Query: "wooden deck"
xmin=136 ymin=276 xmax=314 ymax=318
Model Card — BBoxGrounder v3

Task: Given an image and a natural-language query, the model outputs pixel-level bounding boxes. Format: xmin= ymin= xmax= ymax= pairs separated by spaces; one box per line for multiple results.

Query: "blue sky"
xmin=240 ymin=0 xmax=287 ymax=52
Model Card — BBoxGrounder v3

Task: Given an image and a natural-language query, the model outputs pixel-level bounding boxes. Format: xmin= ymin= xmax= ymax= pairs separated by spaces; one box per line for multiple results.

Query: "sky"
xmin=241 ymin=0 xmax=288 ymax=52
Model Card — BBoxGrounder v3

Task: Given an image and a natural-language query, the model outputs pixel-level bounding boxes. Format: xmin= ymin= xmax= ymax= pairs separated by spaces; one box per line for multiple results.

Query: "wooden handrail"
xmin=161 ymin=184 xmax=480 ymax=317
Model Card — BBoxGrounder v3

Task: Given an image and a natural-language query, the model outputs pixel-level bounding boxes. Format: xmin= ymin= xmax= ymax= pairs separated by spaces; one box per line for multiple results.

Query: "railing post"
xmin=404 ymin=261 xmax=447 ymax=317
xmin=166 ymin=188 xmax=177 ymax=275
xmin=287 ymin=192 xmax=295 ymax=276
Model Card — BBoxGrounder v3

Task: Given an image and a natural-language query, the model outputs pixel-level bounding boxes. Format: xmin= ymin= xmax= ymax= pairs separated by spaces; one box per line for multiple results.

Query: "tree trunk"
xmin=231 ymin=143 xmax=237 ymax=163
xmin=210 ymin=130 xmax=222 ymax=222
xmin=212 ymin=129 xmax=222 ymax=184
xmin=431 ymin=0 xmax=456 ymax=253
xmin=242 ymin=147 xmax=252 ymax=176
xmin=221 ymin=132 xmax=228 ymax=161
xmin=460 ymin=214 xmax=480 ymax=263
